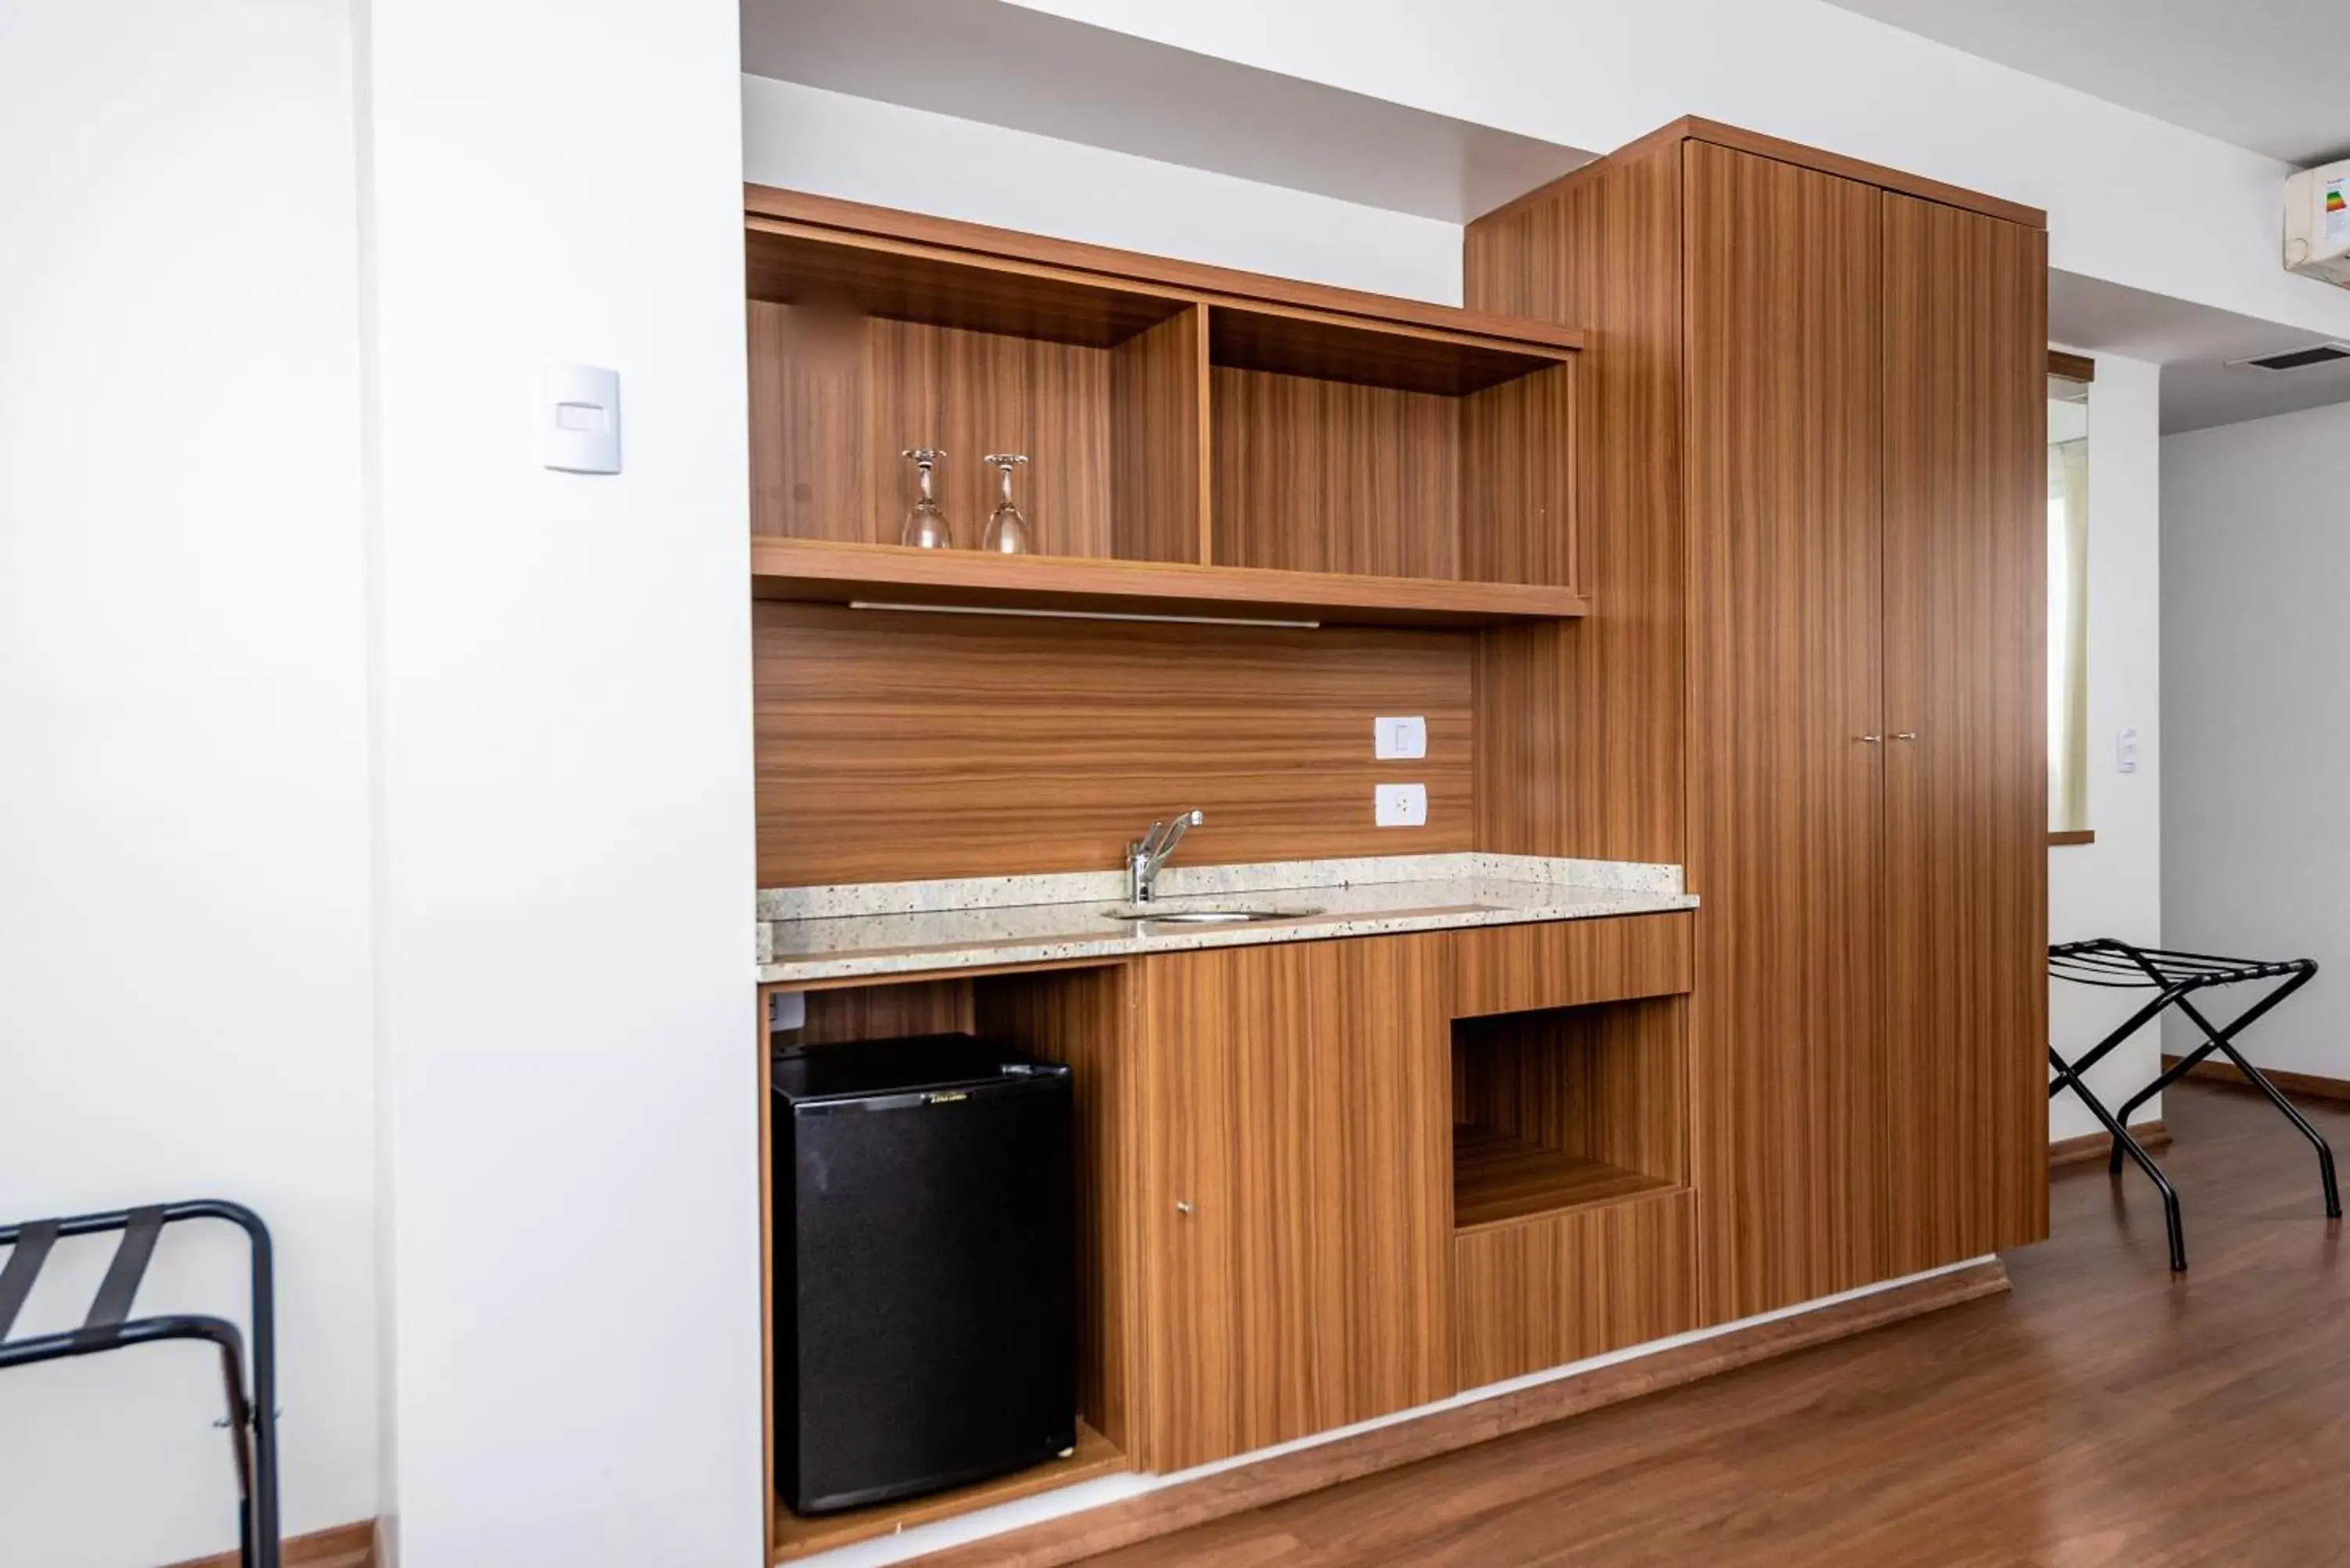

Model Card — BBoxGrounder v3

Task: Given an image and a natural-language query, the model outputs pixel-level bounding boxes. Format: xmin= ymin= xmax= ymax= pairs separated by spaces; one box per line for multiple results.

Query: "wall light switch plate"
xmin=539 ymin=363 xmax=620 ymax=474
xmin=1373 ymin=716 xmax=1428 ymax=760
xmin=1375 ymin=782 xmax=1428 ymax=827
xmin=2117 ymin=728 xmax=2139 ymax=774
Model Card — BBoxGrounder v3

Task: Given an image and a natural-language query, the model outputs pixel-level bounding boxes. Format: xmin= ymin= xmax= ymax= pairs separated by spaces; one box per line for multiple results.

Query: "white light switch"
xmin=539 ymin=363 xmax=621 ymax=474
xmin=1374 ymin=716 xmax=1428 ymax=760
xmin=2117 ymin=728 xmax=2139 ymax=774
xmin=1375 ymin=782 xmax=1428 ymax=827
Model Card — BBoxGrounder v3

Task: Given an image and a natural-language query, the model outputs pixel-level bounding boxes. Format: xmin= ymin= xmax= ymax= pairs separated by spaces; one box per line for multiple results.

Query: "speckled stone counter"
xmin=755 ymin=853 xmax=1694 ymax=985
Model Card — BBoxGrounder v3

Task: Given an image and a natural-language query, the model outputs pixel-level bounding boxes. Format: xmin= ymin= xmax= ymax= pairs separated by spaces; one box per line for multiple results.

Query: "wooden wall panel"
xmin=1459 ymin=363 xmax=1577 ymax=590
xmin=976 ymin=965 xmax=1141 ymax=1454
xmin=1453 ymin=1190 xmax=1697 ymax=1388
xmin=754 ymin=602 xmax=1474 ymax=887
xmin=1465 ymin=143 xmax=1686 ymax=864
xmin=1879 ymin=193 xmax=2051 ymax=1271
xmin=1139 ymin=936 xmax=1454 ymax=1472
xmin=1109 ymin=307 xmax=1208 ymax=564
xmin=749 ymin=298 xmax=867 ymax=542
xmin=792 ymin=978 xmax=973 ymax=1045
xmin=866 ymin=319 xmax=1113 ymax=560
xmin=1449 ymin=910 xmax=1692 ymax=1018
xmin=747 ymin=307 xmax=1115 ymax=557
xmin=1209 ymin=367 xmax=1461 ymax=580
xmin=1682 ymin=143 xmax=1889 ymax=1324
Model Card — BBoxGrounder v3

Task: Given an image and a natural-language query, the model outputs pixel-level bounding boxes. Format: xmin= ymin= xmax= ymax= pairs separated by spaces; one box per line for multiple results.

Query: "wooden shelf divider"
xmin=750 ymin=537 xmax=1589 ymax=629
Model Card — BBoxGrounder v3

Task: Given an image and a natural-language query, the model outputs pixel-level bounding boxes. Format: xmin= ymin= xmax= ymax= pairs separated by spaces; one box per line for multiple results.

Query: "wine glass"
xmin=981 ymin=453 xmax=1033 ymax=555
xmin=898 ymin=448 xmax=954 ymax=550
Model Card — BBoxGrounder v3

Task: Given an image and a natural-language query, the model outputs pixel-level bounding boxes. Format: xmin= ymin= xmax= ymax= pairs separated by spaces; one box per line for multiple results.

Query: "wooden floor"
xmin=1086 ymin=1082 xmax=2350 ymax=1566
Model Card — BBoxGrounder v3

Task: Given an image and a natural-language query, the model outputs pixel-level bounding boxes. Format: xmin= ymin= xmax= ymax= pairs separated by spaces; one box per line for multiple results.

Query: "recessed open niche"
xmin=1451 ymin=996 xmax=1687 ymax=1233
xmin=763 ymin=968 xmax=1135 ymax=1562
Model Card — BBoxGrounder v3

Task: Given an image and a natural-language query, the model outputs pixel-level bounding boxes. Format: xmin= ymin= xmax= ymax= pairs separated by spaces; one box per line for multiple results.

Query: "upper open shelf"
xmin=747 ymin=220 xmax=1570 ymax=396
xmin=745 ymin=186 xmax=1585 ymax=621
xmin=750 ymin=537 xmax=1588 ymax=629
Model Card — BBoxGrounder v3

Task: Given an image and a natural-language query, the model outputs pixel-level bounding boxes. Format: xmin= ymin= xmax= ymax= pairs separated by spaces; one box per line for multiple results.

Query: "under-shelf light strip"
xmin=848 ymin=601 xmax=1321 ymax=630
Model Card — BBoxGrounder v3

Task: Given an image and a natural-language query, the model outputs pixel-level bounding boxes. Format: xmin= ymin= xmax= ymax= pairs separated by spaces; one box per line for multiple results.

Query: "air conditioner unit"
xmin=2285 ymin=159 xmax=2350 ymax=286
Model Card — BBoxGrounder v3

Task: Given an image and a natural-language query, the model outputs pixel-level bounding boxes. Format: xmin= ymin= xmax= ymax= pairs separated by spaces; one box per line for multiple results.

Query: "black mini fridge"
xmin=771 ymin=1033 xmax=1076 ymax=1515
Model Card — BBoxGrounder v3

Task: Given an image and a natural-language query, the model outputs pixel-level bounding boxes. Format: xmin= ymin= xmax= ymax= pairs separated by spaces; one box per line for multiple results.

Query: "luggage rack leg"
xmin=0 ymin=1201 xmax=278 ymax=1568
xmin=2205 ymin=1034 xmax=2344 ymax=1220
xmin=2181 ymin=1021 xmax=2340 ymax=1222
xmin=2106 ymin=965 xmax=2341 ymax=1221
xmin=2050 ymin=1045 xmax=2188 ymax=1272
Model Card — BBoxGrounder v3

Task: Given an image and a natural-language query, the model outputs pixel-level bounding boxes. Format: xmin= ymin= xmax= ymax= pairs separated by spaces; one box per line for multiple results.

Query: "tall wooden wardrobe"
xmin=1466 ymin=119 xmax=2049 ymax=1324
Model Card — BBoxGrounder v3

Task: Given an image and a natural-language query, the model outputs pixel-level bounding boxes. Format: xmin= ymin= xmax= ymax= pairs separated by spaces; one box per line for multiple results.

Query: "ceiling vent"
xmin=2231 ymin=342 xmax=2350 ymax=373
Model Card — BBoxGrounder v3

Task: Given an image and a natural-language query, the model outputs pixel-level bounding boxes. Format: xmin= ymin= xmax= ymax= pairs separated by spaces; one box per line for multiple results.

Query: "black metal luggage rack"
xmin=2048 ymin=938 xmax=2341 ymax=1272
xmin=0 ymin=1201 xmax=280 ymax=1568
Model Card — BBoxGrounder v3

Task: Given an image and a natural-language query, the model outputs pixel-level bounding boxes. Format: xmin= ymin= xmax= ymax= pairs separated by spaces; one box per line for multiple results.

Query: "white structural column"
xmin=356 ymin=0 xmax=763 ymax=1561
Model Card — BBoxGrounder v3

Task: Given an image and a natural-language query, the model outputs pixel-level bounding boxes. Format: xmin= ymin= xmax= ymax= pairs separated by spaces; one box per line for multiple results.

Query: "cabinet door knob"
xmin=1175 ymin=1201 xmax=1195 ymax=1216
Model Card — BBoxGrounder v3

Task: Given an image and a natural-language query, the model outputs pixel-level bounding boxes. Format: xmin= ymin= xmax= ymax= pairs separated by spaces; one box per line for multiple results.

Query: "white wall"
xmin=2048 ymin=353 xmax=2165 ymax=1140
xmin=2161 ymin=399 xmax=2350 ymax=1080
xmin=0 ymin=4 xmax=378 ymax=1564
xmin=1007 ymin=0 xmax=2350 ymax=343
xmin=358 ymin=0 xmax=762 ymax=1563
xmin=741 ymin=76 xmax=1464 ymax=303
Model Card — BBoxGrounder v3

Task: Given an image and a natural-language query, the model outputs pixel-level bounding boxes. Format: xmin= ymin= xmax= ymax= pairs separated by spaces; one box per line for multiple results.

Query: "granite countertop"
xmin=755 ymin=853 xmax=1697 ymax=985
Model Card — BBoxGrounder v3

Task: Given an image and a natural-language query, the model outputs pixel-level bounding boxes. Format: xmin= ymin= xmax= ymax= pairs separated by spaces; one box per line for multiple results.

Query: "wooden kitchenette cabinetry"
xmin=1129 ymin=912 xmax=1701 ymax=1472
xmin=1135 ymin=934 xmax=1455 ymax=1472
xmin=755 ymin=115 xmax=2048 ymax=1561
xmin=768 ymin=911 xmax=1699 ymax=1537
xmin=1466 ymin=121 xmax=2050 ymax=1326
xmin=1876 ymin=191 xmax=2051 ymax=1278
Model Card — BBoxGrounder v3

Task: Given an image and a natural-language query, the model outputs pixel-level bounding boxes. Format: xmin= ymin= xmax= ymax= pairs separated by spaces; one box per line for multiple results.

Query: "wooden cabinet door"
xmin=1879 ymin=193 xmax=2050 ymax=1270
xmin=1137 ymin=935 xmax=1452 ymax=1472
xmin=1683 ymin=142 xmax=1890 ymax=1324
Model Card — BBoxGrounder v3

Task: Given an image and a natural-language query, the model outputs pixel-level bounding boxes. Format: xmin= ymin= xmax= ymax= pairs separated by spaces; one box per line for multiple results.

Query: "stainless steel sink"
xmin=1102 ymin=905 xmax=1324 ymax=924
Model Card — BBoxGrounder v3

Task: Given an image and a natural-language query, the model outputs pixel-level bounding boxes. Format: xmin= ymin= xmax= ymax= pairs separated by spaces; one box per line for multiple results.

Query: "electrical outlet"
xmin=2117 ymin=728 xmax=2139 ymax=774
xmin=1373 ymin=716 xmax=1428 ymax=760
xmin=1375 ymin=782 xmax=1428 ymax=827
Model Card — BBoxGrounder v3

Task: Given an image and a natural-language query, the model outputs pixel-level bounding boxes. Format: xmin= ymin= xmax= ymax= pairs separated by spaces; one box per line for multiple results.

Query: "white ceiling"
xmin=1835 ymin=0 xmax=2350 ymax=428
xmin=739 ymin=0 xmax=1589 ymax=222
xmin=1824 ymin=0 xmax=2350 ymax=167
xmin=2052 ymin=270 xmax=2350 ymax=434
xmin=743 ymin=0 xmax=2350 ymax=432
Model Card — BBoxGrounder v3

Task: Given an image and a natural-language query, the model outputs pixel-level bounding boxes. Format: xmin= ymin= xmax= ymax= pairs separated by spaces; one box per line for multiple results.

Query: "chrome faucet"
xmin=1126 ymin=810 xmax=1204 ymax=904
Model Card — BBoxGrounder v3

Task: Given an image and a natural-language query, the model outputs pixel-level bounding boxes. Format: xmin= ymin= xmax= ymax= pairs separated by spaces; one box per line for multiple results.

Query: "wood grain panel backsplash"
xmin=755 ymin=602 xmax=1474 ymax=887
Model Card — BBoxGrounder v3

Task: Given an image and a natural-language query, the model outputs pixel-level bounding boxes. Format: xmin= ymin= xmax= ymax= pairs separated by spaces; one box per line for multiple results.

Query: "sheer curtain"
xmin=2048 ymin=432 xmax=2090 ymax=833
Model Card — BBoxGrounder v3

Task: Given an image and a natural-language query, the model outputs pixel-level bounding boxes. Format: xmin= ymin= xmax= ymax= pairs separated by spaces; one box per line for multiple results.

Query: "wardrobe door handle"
xmin=1855 ymin=734 xmax=1882 ymax=744
xmin=1893 ymin=732 xmax=1919 ymax=742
